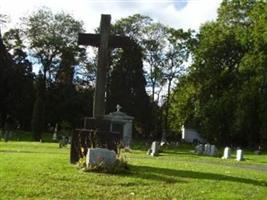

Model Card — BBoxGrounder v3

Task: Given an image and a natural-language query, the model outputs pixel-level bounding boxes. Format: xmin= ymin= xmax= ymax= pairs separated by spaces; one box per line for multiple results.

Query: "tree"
xmin=31 ymin=72 xmax=45 ymax=140
xmin=3 ymin=29 xmax=35 ymax=129
xmin=162 ymin=28 xmax=192 ymax=132
xmin=110 ymin=15 xmax=165 ymax=136
xmin=113 ymin=15 xmax=167 ymax=102
xmin=21 ymin=8 xmax=91 ymax=133
xmin=113 ymin=14 xmax=152 ymax=44
xmin=22 ymin=8 xmax=85 ymax=87
xmin=0 ymin=30 xmax=13 ymax=127
xmin=107 ymin=43 xmax=151 ymax=135
xmin=192 ymin=21 xmax=245 ymax=144
xmin=169 ymin=0 xmax=267 ymax=147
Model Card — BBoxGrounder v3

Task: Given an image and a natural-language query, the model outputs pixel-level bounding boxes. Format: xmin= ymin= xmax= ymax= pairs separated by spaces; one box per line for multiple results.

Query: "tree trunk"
xmin=164 ymin=77 xmax=172 ymax=133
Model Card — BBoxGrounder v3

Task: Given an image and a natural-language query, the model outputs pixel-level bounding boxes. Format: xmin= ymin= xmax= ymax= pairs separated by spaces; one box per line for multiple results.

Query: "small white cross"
xmin=116 ymin=104 xmax=122 ymax=112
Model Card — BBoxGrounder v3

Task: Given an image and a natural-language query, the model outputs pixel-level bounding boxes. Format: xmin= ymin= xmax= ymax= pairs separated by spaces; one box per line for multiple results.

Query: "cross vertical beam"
xmin=94 ymin=14 xmax=111 ymax=117
xmin=78 ymin=14 xmax=133 ymax=118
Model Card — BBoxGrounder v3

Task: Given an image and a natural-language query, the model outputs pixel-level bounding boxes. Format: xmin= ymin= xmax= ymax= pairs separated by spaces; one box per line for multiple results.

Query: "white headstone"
xmin=86 ymin=148 xmax=116 ymax=167
xmin=222 ymin=147 xmax=231 ymax=159
xmin=52 ymin=133 xmax=57 ymax=141
xmin=52 ymin=123 xmax=58 ymax=141
xmin=236 ymin=149 xmax=244 ymax=161
xmin=150 ymin=141 xmax=160 ymax=156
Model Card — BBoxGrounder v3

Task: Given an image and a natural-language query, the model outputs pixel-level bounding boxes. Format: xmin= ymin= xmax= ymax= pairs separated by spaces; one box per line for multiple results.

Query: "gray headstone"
xmin=236 ymin=149 xmax=244 ymax=161
xmin=150 ymin=141 xmax=160 ymax=156
xmin=86 ymin=148 xmax=116 ymax=167
xmin=195 ymin=144 xmax=204 ymax=154
xmin=222 ymin=147 xmax=231 ymax=159
xmin=204 ymin=144 xmax=211 ymax=155
xmin=210 ymin=145 xmax=217 ymax=156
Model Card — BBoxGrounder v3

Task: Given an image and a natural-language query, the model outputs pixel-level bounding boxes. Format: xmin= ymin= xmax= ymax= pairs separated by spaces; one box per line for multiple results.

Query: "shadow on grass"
xmin=0 ymin=150 xmax=66 ymax=154
xmin=162 ymin=150 xmax=196 ymax=156
xmin=125 ymin=165 xmax=267 ymax=186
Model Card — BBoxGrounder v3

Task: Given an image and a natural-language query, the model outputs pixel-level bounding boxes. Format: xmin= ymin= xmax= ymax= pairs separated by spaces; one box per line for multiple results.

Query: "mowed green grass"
xmin=0 ymin=141 xmax=267 ymax=200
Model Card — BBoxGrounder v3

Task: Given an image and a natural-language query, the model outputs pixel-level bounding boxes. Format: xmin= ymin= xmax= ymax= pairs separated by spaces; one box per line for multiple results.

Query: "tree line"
xmin=169 ymin=0 xmax=267 ymax=148
xmin=1 ymin=0 xmax=266 ymax=148
xmin=0 ymin=8 xmax=190 ymax=140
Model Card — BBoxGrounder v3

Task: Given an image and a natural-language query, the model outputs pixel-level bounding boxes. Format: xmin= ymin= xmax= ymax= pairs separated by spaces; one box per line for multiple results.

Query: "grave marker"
xmin=147 ymin=141 xmax=160 ymax=156
xmin=204 ymin=143 xmax=211 ymax=155
xmin=236 ymin=149 xmax=244 ymax=161
xmin=210 ymin=145 xmax=217 ymax=156
xmin=222 ymin=147 xmax=231 ymax=159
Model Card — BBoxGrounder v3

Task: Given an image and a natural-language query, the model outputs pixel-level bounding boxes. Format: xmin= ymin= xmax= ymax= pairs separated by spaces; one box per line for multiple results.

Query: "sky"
xmin=0 ymin=0 xmax=222 ymax=33
xmin=0 ymin=0 xmax=223 ymax=99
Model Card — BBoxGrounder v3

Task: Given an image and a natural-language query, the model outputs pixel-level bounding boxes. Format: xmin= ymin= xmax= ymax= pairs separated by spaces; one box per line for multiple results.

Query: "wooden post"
xmin=94 ymin=15 xmax=111 ymax=117
xmin=78 ymin=15 xmax=132 ymax=118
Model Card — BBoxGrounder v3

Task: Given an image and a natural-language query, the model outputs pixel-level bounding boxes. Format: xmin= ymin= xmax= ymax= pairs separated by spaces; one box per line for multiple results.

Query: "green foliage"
xmin=162 ymin=28 xmax=192 ymax=132
xmin=169 ymin=0 xmax=267 ymax=147
xmin=112 ymin=15 xmax=192 ymax=137
xmin=143 ymin=23 xmax=167 ymax=100
xmin=113 ymin=14 xmax=152 ymax=43
xmin=45 ymin=83 xmax=93 ymax=127
xmin=0 ymin=29 xmax=34 ymax=130
xmin=169 ymin=76 xmax=199 ymax=132
xmin=3 ymin=29 xmax=35 ymax=129
xmin=23 ymin=8 xmax=83 ymax=75
xmin=107 ymin=44 xmax=151 ymax=134
xmin=21 ymin=7 xmax=88 ymax=93
xmin=113 ymin=15 xmax=167 ymax=101
xmin=19 ymin=8 xmax=93 ymax=131
xmin=0 ymin=32 xmax=13 ymax=126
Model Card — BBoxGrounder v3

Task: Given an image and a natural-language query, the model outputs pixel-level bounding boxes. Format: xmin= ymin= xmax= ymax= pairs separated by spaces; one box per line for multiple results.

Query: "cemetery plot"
xmin=1 ymin=141 xmax=267 ymax=200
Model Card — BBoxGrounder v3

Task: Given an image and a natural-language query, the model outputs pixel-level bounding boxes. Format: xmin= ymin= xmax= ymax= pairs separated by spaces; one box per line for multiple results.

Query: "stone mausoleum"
xmin=104 ymin=105 xmax=134 ymax=147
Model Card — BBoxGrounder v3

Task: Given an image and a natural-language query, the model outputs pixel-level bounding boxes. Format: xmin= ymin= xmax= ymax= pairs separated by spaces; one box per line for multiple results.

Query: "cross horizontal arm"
xmin=78 ymin=33 xmax=133 ymax=49
xmin=78 ymin=33 xmax=100 ymax=47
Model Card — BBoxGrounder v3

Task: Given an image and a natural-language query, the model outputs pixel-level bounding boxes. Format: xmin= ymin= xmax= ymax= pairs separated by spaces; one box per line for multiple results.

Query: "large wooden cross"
xmin=78 ymin=14 xmax=132 ymax=118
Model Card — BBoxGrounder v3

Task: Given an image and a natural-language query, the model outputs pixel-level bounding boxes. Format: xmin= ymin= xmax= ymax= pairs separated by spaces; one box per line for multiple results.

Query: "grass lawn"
xmin=0 ymin=140 xmax=267 ymax=200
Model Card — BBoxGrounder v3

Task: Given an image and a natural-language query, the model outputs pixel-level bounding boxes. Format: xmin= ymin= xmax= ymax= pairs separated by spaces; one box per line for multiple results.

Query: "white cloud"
xmin=0 ymin=0 xmax=222 ymax=33
xmin=175 ymin=0 xmax=222 ymax=30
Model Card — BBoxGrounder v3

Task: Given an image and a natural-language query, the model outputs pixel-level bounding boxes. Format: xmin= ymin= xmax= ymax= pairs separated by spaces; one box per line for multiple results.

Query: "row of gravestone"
xmin=195 ymin=144 xmax=218 ymax=156
xmin=84 ymin=144 xmax=244 ymax=167
xmin=126 ymin=140 xmax=246 ymax=163
xmin=85 ymin=141 xmax=160 ymax=167
xmin=222 ymin=147 xmax=244 ymax=161
xmin=195 ymin=144 xmax=244 ymax=161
